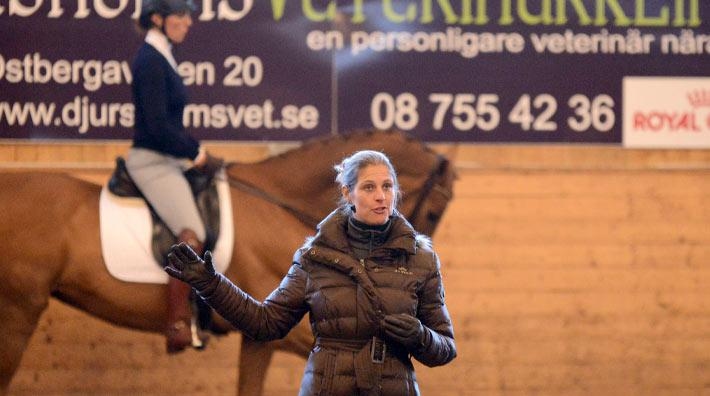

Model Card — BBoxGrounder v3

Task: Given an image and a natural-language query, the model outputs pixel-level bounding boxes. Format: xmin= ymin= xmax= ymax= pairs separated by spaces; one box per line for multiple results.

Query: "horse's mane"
xmin=245 ymin=129 xmax=439 ymax=169
xmin=225 ymin=130 xmax=443 ymax=228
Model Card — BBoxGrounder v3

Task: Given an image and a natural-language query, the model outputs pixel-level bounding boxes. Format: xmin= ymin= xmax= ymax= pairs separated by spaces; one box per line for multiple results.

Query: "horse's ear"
xmin=340 ymin=185 xmax=350 ymax=201
xmin=443 ymin=144 xmax=460 ymax=165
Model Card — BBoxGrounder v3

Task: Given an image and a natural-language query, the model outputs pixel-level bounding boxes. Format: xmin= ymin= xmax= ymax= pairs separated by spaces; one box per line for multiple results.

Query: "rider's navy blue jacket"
xmin=131 ymin=43 xmax=199 ymax=160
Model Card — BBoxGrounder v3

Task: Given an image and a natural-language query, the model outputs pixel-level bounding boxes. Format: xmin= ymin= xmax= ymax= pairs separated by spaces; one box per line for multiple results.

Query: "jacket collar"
xmin=346 ymin=216 xmax=391 ymax=253
xmin=310 ymin=207 xmax=418 ymax=256
xmin=145 ymin=28 xmax=178 ymax=71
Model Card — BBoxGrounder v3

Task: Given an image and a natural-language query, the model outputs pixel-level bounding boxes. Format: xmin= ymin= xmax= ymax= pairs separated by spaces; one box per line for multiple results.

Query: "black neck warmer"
xmin=346 ymin=216 xmax=393 ymax=260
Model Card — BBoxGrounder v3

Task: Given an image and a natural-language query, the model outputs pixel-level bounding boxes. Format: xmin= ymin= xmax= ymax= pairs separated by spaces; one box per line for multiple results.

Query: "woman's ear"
xmin=150 ymin=13 xmax=163 ymax=28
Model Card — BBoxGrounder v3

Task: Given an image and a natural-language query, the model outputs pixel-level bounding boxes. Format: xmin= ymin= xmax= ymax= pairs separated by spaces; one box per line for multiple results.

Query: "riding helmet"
xmin=139 ymin=0 xmax=196 ymax=29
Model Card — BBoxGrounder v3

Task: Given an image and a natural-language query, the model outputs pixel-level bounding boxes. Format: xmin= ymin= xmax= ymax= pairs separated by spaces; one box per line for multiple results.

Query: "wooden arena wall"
xmin=2 ymin=140 xmax=709 ymax=395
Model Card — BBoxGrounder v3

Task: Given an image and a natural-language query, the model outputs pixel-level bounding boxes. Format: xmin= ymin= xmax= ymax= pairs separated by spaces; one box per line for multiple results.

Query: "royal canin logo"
xmin=687 ymin=89 xmax=710 ymax=108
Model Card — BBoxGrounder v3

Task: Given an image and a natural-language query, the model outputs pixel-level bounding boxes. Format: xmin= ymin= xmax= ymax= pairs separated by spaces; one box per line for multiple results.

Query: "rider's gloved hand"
xmin=165 ymin=242 xmax=217 ymax=292
xmin=382 ymin=313 xmax=425 ymax=351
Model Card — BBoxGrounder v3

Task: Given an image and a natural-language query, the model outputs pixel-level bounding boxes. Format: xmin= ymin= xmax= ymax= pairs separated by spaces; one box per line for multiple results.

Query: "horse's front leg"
xmin=236 ymin=320 xmax=313 ymax=395
xmin=0 ymin=285 xmax=51 ymax=394
xmin=237 ymin=338 xmax=275 ymax=396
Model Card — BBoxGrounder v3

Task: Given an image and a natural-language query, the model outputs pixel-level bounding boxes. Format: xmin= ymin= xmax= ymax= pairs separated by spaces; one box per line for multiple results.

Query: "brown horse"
xmin=0 ymin=130 xmax=455 ymax=395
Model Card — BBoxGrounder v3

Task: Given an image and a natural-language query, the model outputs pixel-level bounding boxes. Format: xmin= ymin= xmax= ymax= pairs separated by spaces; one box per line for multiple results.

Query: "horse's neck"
xmin=227 ymin=159 xmax=338 ymax=225
xmin=224 ymin=131 xmax=440 ymax=228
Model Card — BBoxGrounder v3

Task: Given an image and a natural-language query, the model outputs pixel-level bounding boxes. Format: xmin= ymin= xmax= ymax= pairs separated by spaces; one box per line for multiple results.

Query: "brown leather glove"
xmin=196 ymin=151 xmax=224 ymax=178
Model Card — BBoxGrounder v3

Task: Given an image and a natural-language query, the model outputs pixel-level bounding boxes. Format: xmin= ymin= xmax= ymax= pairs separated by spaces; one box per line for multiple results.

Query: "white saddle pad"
xmin=99 ymin=173 xmax=233 ymax=284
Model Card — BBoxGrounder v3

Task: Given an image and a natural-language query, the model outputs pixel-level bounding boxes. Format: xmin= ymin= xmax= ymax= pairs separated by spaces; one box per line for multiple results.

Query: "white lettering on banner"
xmin=369 ymin=92 xmax=615 ymax=133
xmin=530 ymin=29 xmax=655 ymax=54
xmin=178 ymin=61 xmax=216 ymax=86
xmin=184 ymin=100 xmax=319 ymax=130
xmin=348 ymin=28 xmax=525 ymax=58
xmin=0 ymin=0 xmax=253 ymax=20
xmin=199 ymin=0 xmax=253 ymax=21
xmin=306 ymin=28 xmax=706 ymax=57
xmin=623 ymin=77 xmax=710 ymax=148
xmin=0 ymin=98 xmax=320 ymax=134
xmin=306 ymin=30 xmax=345 ymax=51
xmin=0 ymin=53 xmax=265 ymax=89
xmin=76 ymin=0 xmax=130 ymax=19
xmin=6 ymin=0 xmax=42 ymax=16
xmin=222 ymin=56 xmax=263 ymax=87
xmin=60 ymin=96 xmax=133 ymax=133
xmin=661 ymin=29 xmax=710 ymax=54
xmin=0 ymin=53 xmax=132 ymax=91
xmin=0 ymin=97 xmax=133 ymax=134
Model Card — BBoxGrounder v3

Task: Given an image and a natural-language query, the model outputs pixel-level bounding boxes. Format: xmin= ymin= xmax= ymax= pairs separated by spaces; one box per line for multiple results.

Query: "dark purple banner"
xmin=1 ymin=1 xmax=708 ymax=143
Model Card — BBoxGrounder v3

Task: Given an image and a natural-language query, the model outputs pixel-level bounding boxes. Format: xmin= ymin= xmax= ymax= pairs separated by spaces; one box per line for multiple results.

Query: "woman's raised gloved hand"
xmin=165 ymin=242 xmax=217 ymax=292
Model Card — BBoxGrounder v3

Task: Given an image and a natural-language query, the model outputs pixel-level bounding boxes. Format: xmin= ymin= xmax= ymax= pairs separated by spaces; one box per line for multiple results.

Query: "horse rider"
xmin=126 ymin=0 xmax=224 ymax=353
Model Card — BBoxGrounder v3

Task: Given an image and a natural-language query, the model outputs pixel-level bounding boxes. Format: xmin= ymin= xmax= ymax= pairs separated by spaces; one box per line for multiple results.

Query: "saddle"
xmin=107 ymin=157 xmax=221 ymax=267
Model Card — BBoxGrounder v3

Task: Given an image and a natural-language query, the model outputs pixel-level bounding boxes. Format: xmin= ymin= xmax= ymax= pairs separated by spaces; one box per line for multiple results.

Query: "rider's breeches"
xmin=125 ymin=147 xmax=206 ymax=242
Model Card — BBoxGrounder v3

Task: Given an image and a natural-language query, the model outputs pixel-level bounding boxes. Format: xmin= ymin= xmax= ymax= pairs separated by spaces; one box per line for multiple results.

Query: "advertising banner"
xmin=1 ymin=1 xmax=708 ymax=144
xmin=623 ymin=76 xmax=710 ymax=148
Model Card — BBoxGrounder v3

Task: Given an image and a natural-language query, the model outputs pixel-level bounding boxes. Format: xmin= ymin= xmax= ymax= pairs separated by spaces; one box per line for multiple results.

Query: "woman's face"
xmin=343 ymin=164 xmax=396 ymax=226
xmin=153 ymin=12 xmax=193 ymax=44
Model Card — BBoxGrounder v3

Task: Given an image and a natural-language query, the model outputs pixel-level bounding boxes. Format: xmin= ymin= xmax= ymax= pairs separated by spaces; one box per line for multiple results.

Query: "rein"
xmin=406 ymin=154 xmax=448 ymax=227
xmin=222 ymin=169 xmax=322 ymax=229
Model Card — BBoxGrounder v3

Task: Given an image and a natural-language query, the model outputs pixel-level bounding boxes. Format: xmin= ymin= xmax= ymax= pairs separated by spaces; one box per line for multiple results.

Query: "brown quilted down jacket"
xmin=196 ymin=208 xmax=456 ymax=395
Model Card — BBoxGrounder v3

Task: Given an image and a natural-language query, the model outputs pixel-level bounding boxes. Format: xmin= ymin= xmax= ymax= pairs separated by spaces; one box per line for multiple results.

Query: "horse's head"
xmin=226 ymin=129 xmax=456 ymax=237
xmin=399 ymin=155 xmax=455 ymax=236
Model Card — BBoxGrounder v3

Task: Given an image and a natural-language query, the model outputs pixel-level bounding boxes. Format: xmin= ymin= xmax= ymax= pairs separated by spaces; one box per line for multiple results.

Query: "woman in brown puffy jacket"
xmin=166 ymin=150 xmax=457 ymax=395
